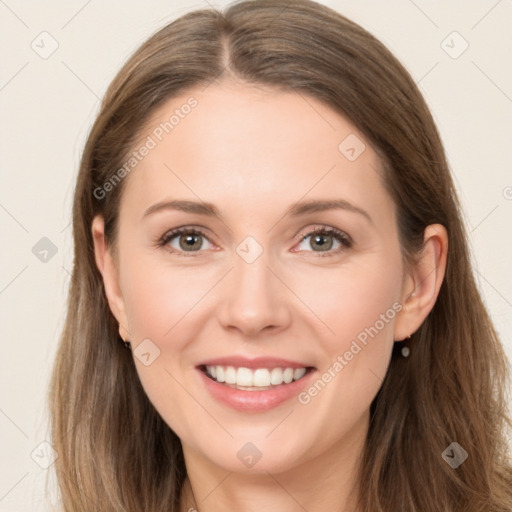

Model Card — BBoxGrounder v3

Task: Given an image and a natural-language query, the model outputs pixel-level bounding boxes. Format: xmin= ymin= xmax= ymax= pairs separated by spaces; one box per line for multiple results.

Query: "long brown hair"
xmin=48 ymin=1 xmax=512 ymax=510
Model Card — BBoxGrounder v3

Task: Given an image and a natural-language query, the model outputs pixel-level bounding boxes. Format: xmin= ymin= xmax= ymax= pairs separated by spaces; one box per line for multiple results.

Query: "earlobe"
xmin=91 ymin=215 xmax=130 ymax=340
xmin=393 ymin=224 xmax=448 ymax=341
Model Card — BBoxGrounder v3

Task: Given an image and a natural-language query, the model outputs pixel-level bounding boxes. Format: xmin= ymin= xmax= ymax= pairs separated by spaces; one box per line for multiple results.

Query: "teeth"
xmin=253 ymin=369 xmax=270 ymax=387
xmin=204 ymin=365 xmax=309 ymax=388
xmin=283 ymin=368 xmax=294 ymax=384
xmin=225 ymin=366 xmax=237 ymax=384
xmin=270 ymin=367 xmax=284 ymax=385
xmin=237 ymin=367 xmax=253 ymax=386
xmin=294 ymin=368 xmax=306 ymax=380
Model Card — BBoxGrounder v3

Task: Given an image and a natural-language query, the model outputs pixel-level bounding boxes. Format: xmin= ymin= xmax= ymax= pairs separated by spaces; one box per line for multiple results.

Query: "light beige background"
xmin=1 ymin=0 xmax=511 ymax=510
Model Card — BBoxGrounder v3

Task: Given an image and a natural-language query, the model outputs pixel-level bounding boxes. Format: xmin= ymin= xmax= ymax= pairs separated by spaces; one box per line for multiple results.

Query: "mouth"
xmin=199 ymin=364 xmax=315 ymax=391
xmin=195 ymin=358 xmax=317 ymax=412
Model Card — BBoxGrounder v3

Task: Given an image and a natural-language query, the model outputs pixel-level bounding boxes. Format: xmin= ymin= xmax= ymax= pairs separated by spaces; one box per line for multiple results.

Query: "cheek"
xmin=118 ymin=255 xmax=217 ymax=440
xmin=289 ymin=255 xmax=402 ymax=347
xmin=289 ymin=256 xmax=401 ymax=419
xmin=120 ymin=253 xmax=216 ymax=341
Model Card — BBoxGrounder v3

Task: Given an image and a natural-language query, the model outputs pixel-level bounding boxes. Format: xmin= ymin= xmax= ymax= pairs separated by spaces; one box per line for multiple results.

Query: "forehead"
xmin=119 ymin=81 xmax=393 ymax=225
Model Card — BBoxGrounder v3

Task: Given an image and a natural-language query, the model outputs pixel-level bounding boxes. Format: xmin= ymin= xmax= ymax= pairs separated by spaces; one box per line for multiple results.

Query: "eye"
xmin=157 ymin=225 xmax=352 ymax=258
xmin=294 ymin=226 xmax=352 ymax=256
xmin=158 ymin=227 xmax=213 ymax=256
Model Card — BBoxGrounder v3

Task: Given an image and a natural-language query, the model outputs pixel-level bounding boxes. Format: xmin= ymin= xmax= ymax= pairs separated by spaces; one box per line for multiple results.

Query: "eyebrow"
xmin=142 ymin=198 xmax=373 ymax=224
xmin=142 ymin=200 xmax=221 ymax=220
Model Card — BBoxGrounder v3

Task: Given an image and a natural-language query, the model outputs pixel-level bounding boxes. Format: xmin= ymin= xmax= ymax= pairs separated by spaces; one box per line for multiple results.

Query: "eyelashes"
xmin=293 ymin=226 xmax=353 ymax=256
xmin=156 ymin=225 xmax=353 ymax=258
xmin=157 ymin=227 xmax=213 ymax=256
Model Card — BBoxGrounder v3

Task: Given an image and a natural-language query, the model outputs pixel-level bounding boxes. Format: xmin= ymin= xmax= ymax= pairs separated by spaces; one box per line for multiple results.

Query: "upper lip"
xmin=197 ymin=356 xmax=314 ymax=370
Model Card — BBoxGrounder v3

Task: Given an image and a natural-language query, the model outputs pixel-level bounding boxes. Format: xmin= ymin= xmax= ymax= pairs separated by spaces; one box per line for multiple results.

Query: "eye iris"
xmin=179 ymin=233 xmax=202 ymax=251
xmin=311 ymin=233 xmax=333 ymax=251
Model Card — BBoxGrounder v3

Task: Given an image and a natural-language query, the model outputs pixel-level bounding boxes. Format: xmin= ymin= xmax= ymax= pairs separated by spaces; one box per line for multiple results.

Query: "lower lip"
xmin=197 ymin=368 xmax=316 ymax=412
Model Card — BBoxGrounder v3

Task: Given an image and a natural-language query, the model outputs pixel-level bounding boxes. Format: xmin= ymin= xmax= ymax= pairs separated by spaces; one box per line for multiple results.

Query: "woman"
xmin=48 ymin=0 xmax=512 ymax=510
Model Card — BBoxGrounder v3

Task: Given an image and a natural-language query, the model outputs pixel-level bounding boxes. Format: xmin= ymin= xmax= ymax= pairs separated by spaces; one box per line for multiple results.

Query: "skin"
xmin=92 ymin=79 xmax=448 ymax=512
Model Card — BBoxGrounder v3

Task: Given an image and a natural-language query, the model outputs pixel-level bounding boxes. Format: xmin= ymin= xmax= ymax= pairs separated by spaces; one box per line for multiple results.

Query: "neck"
xmin=179 ymin=414 xmax=368 ymax=512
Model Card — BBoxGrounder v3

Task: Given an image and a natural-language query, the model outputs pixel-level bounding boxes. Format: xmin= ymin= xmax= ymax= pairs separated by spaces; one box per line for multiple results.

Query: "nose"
xmin=216 ymin=249 xmax=292 ymax=337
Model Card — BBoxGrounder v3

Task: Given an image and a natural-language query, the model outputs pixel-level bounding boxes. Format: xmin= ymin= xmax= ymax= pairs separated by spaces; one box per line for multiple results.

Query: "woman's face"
xmin=97 ymin=81 xmax=412 ymax=474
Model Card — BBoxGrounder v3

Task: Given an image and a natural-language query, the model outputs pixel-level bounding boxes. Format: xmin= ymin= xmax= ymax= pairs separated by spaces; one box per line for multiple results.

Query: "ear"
xmin=393 ymin=224 xmax=448 ymax=341
xmin=91 ymin=215 xmax=131 ymax=341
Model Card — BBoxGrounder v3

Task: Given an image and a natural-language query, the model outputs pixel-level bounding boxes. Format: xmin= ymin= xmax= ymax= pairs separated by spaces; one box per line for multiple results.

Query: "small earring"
xmin=401 ymin=334 xmax=412 ymax=357
xmin=120 ymin=337 xmax=131 ymax=350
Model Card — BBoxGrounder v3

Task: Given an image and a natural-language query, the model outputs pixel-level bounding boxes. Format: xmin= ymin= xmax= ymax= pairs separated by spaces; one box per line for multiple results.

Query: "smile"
xmin=202 ymin=365 xmax=311 ymax=390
